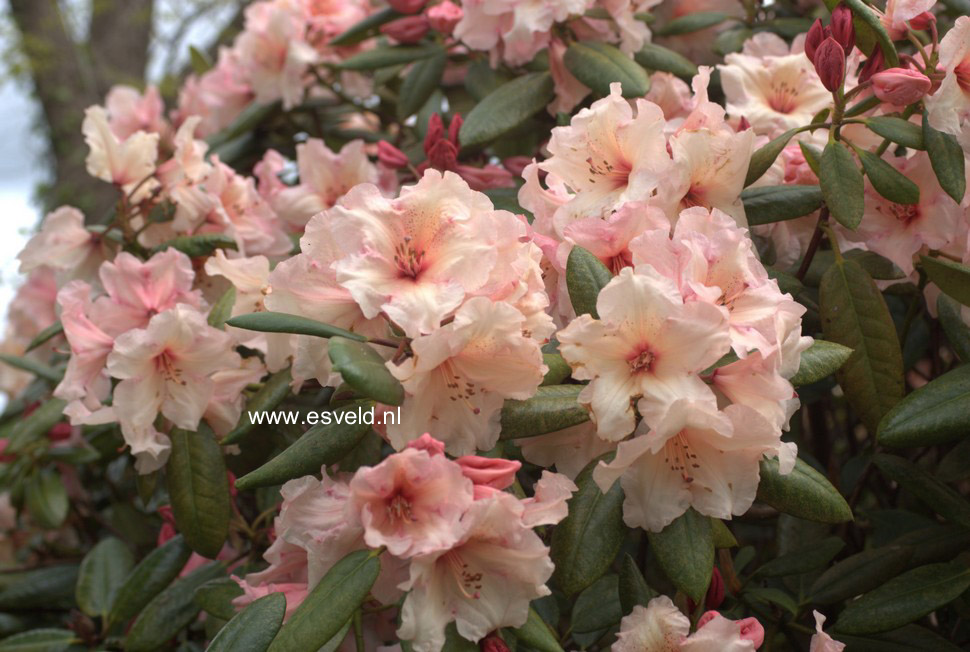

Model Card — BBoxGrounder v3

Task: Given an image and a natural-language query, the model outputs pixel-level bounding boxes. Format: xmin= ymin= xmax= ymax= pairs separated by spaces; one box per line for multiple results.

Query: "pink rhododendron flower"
xmin=82 ymin=106 xmax=159 ymax=192
xmin=104 ymin=85 xmax=167 ymax=139
xmin=880 ymin=0 xmax=935 ymax=38
xmin=17 ymin=206 xmax=104 ymax=280
xmin=455 ymin=455 xmax=521 ymax=490
xmin=871 ymin=67 xmax=932 ymax=106
xmin=520 ymin=470 xmax=577 ymax=526
xmin=614 ymin=595 xmax=762 ymax=651
xmin=176 ymin=47 xmax=254 ymax=138
xmin=926 ymin=16 xmax=970 ymax=147
xmin=516 ymin=421 xmax=618 ymax=480
xmin=810 ymin=611 xmax=845 ymax=651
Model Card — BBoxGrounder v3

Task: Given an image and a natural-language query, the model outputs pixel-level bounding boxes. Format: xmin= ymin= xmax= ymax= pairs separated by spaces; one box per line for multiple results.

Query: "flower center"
xmin=956 ymin=59 xmax=970 ymax=94
xmin=889 ymin=202 xmax=920 ymax=225
xmin=664 ymin=431 xmax=700 ymax=483
xmin=155 ymin=349 xmax=185 ymax=384
xmin=387 ymin=493 xmax=414 ymax=522
xmin=767 ymin=80 xmax=799 ymax=114
xmin=443 ymin=550 xmax=483 ymax=600
xmin=628 ymin=347 xmax=656 ymax=374
xmin=441 ymin=361 xmax=481 ymax=415
xmin=586 ymin=156 xmax=631 ymax=191
xmin=394 ymin=236 xmax=426 ymax=280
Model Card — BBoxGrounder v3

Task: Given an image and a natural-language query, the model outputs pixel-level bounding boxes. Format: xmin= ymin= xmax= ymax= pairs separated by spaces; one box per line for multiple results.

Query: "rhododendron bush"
xmin=4 ymin=0 xmax=970 ymax=649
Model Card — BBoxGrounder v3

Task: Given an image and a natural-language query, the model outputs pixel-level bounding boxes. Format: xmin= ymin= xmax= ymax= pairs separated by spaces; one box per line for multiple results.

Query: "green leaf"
xmin=208 ymin=287 xmax=236 ymax=329
xmin=208 ymin=592 xmax=286 ymax=652
xmin=757 ymin=457 xmax=853 ymax=523
xmin=189 ymin=46 xmax=212 ymax=75
xmin=842 ymin=0 xmax=899 ymax=66
xmin=0 ymin=354 xmax=61 ymax=384
xmin=125 ymin=562 xmax=226 ymax=652
xmin=921 ymin=254 xmax=970 ymax=306
xmin=713 ymin=27 xmax=753 ymax=56
xmin=809 ymin=545 xmax=913 ymax=605
xmin=329 ymin=337 xmax=404 ymax=406
xmin=845 ymin=249 xmax=906 ymax=280
xmin=329 ymin=7 xmax=402 ymax=46
xmin=500 ymin=385 xmax=589 ymax=440
xmin=799 ymin=141 xmax=822 ymax=177
xmin=854 ymin=147 xmax=920 ymax=205
xmin=790 ymin=340 xmax=853 ymax=386
xmin=0 ymin=565 xmax=78 ymax=611
xmin=571 ymin=575 xmax=622 ymax=644
xmin=878 ymin=364 xmax=970 ymax=447
xmin=820 ymin=142 xmax=865 ymax=229
xmin=938 ymin=437 xmax=970 ymax=483
xmin=151 ymin=233 xmax=238 ymax=257
xmin=226 ymin=311 xmax=367 ymax=342
xmin=740 ymin=185 xmax=823 ymax=226
xmin=820 ymin=257 xmax=904 ymax=433
xmin=634 ymin=43 xmax=697 ymax=79
xmin=25 ymin=321 xmax=63 ymax=352
xmin=618 ymin=554 xmax=657 ymax=615
xmin=865 ymin=116 xmax=924 ymax=150
xmin=744 ymin=128 xmax=798 ymax=187
xmin=755 ymin=537 xmax=844 ymax=578
xmin=0 ymin=629 xmax=77 ymax=652
xmin=834 ymin=624 xmax=965 ymax=652
xmin=711 ymin=519 xmax=738 ymax=548
xmin=108 ymin=535 xmax=193 ymax=627
xmin=75 ymin=537 xmax=134 ymax=620
xmin=167 ymin=426 xmax=231 ymax=558
xmin=647 ymin=509 xmax=713 ymax=602
xmin=222 ymin=368 xmax=293 ymax=445
xmin=656 ymin=11 xmax=730 ymax=36
xmin=398 ymin=49 xmax=447 ymax=120
xmin=541 ymin=353 xmax=571 ymax=386
xmin=564 ymin=41 xmax=649 ymax=98
xmin=267 ymin=550 xmax=380 ymax=652
xmin=550 ymin=457 xmax=626 ymax=597
xmin=235 ymin=402 xmax=374 ymax=491
xmin=835 ymin=561 xmax=970 ymax=635
xmin=937 ymin=295 xmax=970 ymax=363
xmin=459 ymin=72 xmax=554 ymax=148
xmin=338 ymin=44 xmax=441 ymax=70
xmin=566 ymin=246 xmax=612 ymax=319
xmin=511 ymin=607 xmax=563 ymax=652
xmin=744 ymin=586 xmax=799 ymax=615
xmin=195 ymin=578 xmax=243 ymax=622
xmin=25 ymin=470 xmax=68 ymax=529
xmin=922 ymin=110 xmax=966 ymax=203
xmin=873 ymin=454 xmax=970 ymax=528
xmin=893 ymin=524 xmax=970 ymax=568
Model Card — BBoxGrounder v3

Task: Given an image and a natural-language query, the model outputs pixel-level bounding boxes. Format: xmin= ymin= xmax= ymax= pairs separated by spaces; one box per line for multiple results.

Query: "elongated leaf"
xmin=790 ymin=340 xmax=853 ymax=386
xmin=0 ymin=355 xmax=61 ymax=383
xmin=125 ymin=562 xmax=225 ymax=652
xmin=745 ymin=128 xmax=798 ymax=187
xmin=820 ymin=258 xmax=904 ymax=433
xmin=208 ymin=287 xmax=236 ymax=329
xmin=647 ymin=509 xmax=713 ymax=602
xmin=634 ymin=43 xmax=697 ymax=79
xmin=208 ymin=592 xmax=286 ymax=652
xmin=842 ymin=0 xmax=899 ymax=66
xmin=75 ymin=537 xmax=134 ymax=620
xmin=865 ymin=116 xmax=923 ymax=150
xmin=921 ymin=254 xmax=970 ymax=306
xmin=550 ymin=457 xmax=626 ymax=597
xmin=741 ymin=185 xmax=822 ymax=226
xmin=541 ymin=353 xmax=570 ymax=386
xmin=799 ymin=141 xmax=822 ymax=176
xmin=152 ymin=233 xmax=237 ymax=257
xmin=25 ymin=470 xmax=68 ymax=529
xmin=512 ymin=608 xmax=563 ymax=652
xmin=656 ymin=11 xmax=730 ymax=36
xmin=755 ymin=537 xmax=844 ymax=578
xmin=564 ymin=41 xmax=649 ymax=98
xmin=820 ymin=142 xmax=864 ymax=229
xmin=619 ymin=554 xmax=657 ymax=615
xmin=922 ymin=110 xmax=966 ymax=203
xmin=0 ymin=629 xmax=77 ymax=651
xmin=338 ymin=44 xmax=441 ymax=70
xmin=25 ymin=322 xmax=63 ymax=352
xmin=228 ymin=311 xmax=367 ymax=341
xmin=571 ymin=575 xmax=622 ymax=645
xmin=329 ymin=337 xmax=404 ymax=406
xmin=0 ymin=565 xmax=78 ymax=611
xmin=108 ymin=535 xmax=193 ymax=626
xmin=878 ymin=364 xmax=970 ymax=447
xmin=893 ymin=524 xmax=970 ymax=568
xmin=329 ymin=7 xmax=402 ymax=46
xmin=459 ymin=73 xmax=554 ymax=148
xmin=222 ymin=368 xmax=293 ymax=445
xmin=566 ymin=246 xmax=612 ymax=319
xmin=873 ymin=454 xmax=970 ymax=528
xmin=711 ymin=519 xmax=738 ymax=548
xmin=167 ymin=426 xmax=231 ymax=558
xmin=855 ymin=147 xmax=920 ymax=205
xmin=194 ymin=577 xmax=243 ymax=620
xmin=235 ymin=402 xmax=373 ymax=491
xmin=835 ymin=561 xmax=970 ymax=635
xmin=398 ymin=49 xmax=447 ymax=120
xmin=938 ymin=437 xmax=970 ymax=483
xmin=809 ymin=545 xmax=913 ymax=605
xmin=500 ymin=385 xmax=589 ymax=439
xmin=268 ymin=550 xmax=380 ymax=652
xmin=834 ymin=624 xmax=965 ymax=652
xmin=937 ymin=295 xmax=970 ymax=363
xmin=757 ymin=457 xmax=852 ymax=523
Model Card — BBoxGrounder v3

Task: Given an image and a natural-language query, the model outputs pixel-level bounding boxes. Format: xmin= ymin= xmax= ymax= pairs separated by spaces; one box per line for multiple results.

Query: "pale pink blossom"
xmin=176 ymin=47 xmax=253 ymax=138
xmin=83 ymin=106 xmax=159 ymax=192
xmin=17 ymin=206 xmax=103 ymax=279
xmin=233 ymin=536 xmax=311 ymax=620
xmin=560 ymin=201 xmax=670 ymax=275
xmin=615 ymin=596 xmax=763 ymax=651
xmin=810 ymin=611 xmax=845 ymax=652
xmin=926 ymin=16 xmax=970 ymax=148
xmin=646 ymin=72 xmax=695 ymax=123
xmin=105 ymin=85 xmax=167 ymax=139
xmin=880 ymin=0 xmax=935 ymax=38
xmin=157 ymin=117 xmax=216 ymax=229
xmin=204 ymin=357 xmax=267 ymax=437
xmin=516 ymin=422 xmax=618 ymax=480
xmin=521 ymin=470 xmax=577 ymax=526
xmin=548 ymin=37 xmax=590 ymax=115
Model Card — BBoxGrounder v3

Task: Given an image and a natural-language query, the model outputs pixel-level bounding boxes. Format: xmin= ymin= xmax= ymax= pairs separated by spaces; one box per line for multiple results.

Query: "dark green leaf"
xmin=744 ymin=586 xmax=799 ymax=615
xmin=564 ymin=41 xmax=649 ymax=98
xmin=893 ymin=524 xmax=970 ymax=568
xmin=226 ymin=311 xmax=366 ymax=342
xmin=550 ymin=457 xmax=625 ymax=597
xmin=834 ymin=624 xmax=965 ymax=652
xmin=459 ymin=73 xmax=554 ymax=148
xmin=500 ymin=385 xmax=589 ymax=440
xmin=799 ymin=141 xmax=822 ymax=177
xmin=208 ymin=287 xmax=236 ymax=329
xmin=511 ymin=607 xmax=563 ymax=652
xmin=338 ymin=44 xmax=441 ymax=70
xmin=790 ymin=340 xmax=853 ymax=386
xmin=647 ymin=509 xmax=713 ymax=602
xmin=208 ymin=592 xmax=286 ymax=652
xmin=618 ymin=554 xmax=657 ymax=615
xmin=865 ymin=116 xmax=923 ymax=150
xmin=938 ymin=437 xmax=970 ymax=483
xmin=713 ymin=27 xmax=753 ymax=56
xmin=398 ymin=49 xmax=447 ymax=120
xmin=0 ymin=355 xmax=61 ymax=384
xmin=855 ymin=147 xmax=920 ymax=205
xmin=0 ymin=629 xmax=77 ymax=652
xmin=921 ymin=254 xmax=970 ymax=306
xmin=878 ymin=364 xmax=970 ymax=447
xmin=634 ymin=43 xmax=697 ymax=79
xmin=329 ymin=8 xmax=402 ymax=46
xmin=329 ymin=337 xmax=404 ymax=406
xmin=741 ymin=185 xmax=822 ymax=225
xmin=76 ymin=537 xmax=134 ymax=619
xmin=267 ymin=550 xmax=380 ymax=652
xmin=835 ymin=561 xmax=970 ymax=635
xmin=151 ymin=233 xmax=238 ymax=257
xmin=25 ymin=322 xmax=62 ymax=352
xmin=571 ymin=575 xmax=622 ymax=643
xmin=922 ymin=110 xmax=966 ymax=203
xmin=937 ymin=295 xmax=970 ymax=363
xmin=845 ymin=249 xmax=906 ymax=280
xmin=167 ymin=426 xmax=231 ymax=558
xmin=25 ymin=470 xmax=68 ymax=529
xmin=820 ymin=258 xmax=904 ymax=433
xmin=222 ymin=368 xmax=293 ymax=445
xmin=757 ymin=457 xmax=853 ymax=523
xmin=566 ymin=246 xmax=612 ymax=319
xmin=809 ymin=546 xmax=913 ymax=604
xmin=0 ymin=565 xmax=78 ymax=611
xmin=656 ymin=11 xmax=730 ymax=36
xmin=873 ymin=454 xmax=970 ymax=528
xmin=820 ymin=142 xmax=864 ymax=229
xmin=755 ymin=537 xmax=844 ymax=578
xmin=541 ymin=353 xmax=571 ymax=386
xmin=195 ymin=578 xmax=243 ymax=621
xmin=205 ymin=102 xmax=279 ymax=150
xmin=745 ymin=129 xmax=798 ymax=187
xmin=108 ymin=535 xmax=193 ymax=626
xmin=711 ymin=519 xmax=738 ymax=548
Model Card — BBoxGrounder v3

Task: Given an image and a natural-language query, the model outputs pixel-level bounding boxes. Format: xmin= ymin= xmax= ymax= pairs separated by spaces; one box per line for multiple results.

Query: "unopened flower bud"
xmin=830 ymin=4 xmax=856 ymax=53
xmin=388 ymin=0 xmax=426 ymax=14
xmin=380 ymin=15 xmax=430 ymax=44
xmin=738 ymin=617 xmax=766 ymax=648
xmin=872 ymin=67 xmax=932 ymax=105
xmin=377 ymin=141 xmax=410 ymax=168
xmin=427 ymin=0 xmax=463 ymax=34
xmin=814 ymin=38 xmax=846 ymax=92
xmin=737 ymin=115 xmax=751 ymax=132
xmin=910 ymin=11 xmax=936 ymax=31
xmin=424 ymin=113 xmax=445 ymax=154
xmin=705 ymin=567 xmax=725 ymax=609
xmin=805 ymin=18 xmax=826 ymax=63
xmin=858 ymin=47 xmax=885 ymax=83
xmin=480 ymin=634 xmax=510 ymax=652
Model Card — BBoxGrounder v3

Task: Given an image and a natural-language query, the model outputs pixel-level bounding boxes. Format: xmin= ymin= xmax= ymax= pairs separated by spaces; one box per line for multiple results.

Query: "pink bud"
xmin=830 ymin=4 xmax=856 ymax=53
xmin=427 ymin=0 xmax=463 ymax=34
xmin=738 ymin=617 xmax=766 ymax=648
xmin=47 ymin=422 xmax=73 ymax=442
xmin=456 ymin=455 xmax=521 ymax=489
xmin=405 ymin=433 xmax=446 ymax=456
xmin=705 ymin=567 xmax=725 ymax=610
xmin=448 ymin=113 xmax=462 ymax=145
xmin=814 ymin=38 xmax=846 ymax=92
xmin=377 ymin=141 xmax=410 ymax=168
xmin=480 ymin=634 xmax=510 ymax=652
xmin=457 ymin=164 xmax=515 ymax=191
xmin=380 ymin=15 xmax=429 ymax=44
xmin=858 ymin=48 xmax=885 ymax=83
xmin=427 ymin=139 xmax=459 ymax=170
xmin=503 ymin=156 xmax=531 ymax=177
xmin=872 ymin=67 xmax=932 ymax=105
xmin=910 ymin=11 xmax=936 ymax=31
xmin=388 ymin=0 xmax=426 ymax=14
xmin=805 ymin=19 xmax=826 ymax=63
xmin=423 ymin=113 xmax=445 ymax=154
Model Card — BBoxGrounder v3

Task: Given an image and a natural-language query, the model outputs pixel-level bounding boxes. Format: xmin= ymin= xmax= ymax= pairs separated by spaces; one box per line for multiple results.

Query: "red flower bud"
xmin=47 ymin=422 xmax=73 ymax=442
xmin=705 ymin=567 xmax=725 ymax=610
xmin=805 ymin=18 xmax=826 ymax=63
xmin=858 ymin=47 xmax=885 ymax=84
xmin=814 ymin=38 xmax=846 ymax=92
xmin=377 ymin=141 xmax=410 ymax=168
xmin=388 ymin=0 xmax=426 ymax=14
xmin=480 ymin=634 xmax=510 ymax=652
xmin=427 ymin=139 xmax=459 ymax=171
xmin=424 ymin=113 xmax=445 ymax=154
xmin=380 ymin=15 xmax=429 ymax=44
xmin=830 ymin=4 xmax=856 ymax=53
xmin=427 ymin=0 xmax=463 ymax=34
xmin=448 ymin=113 xmax=463 ymax=145
xmin=872 ymin=67 xmax=932 ymax=105
xmin=737 ymin=115 xmax=751 ymax=132
xmin=910 ymin=11 xmax=936 ymax=31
